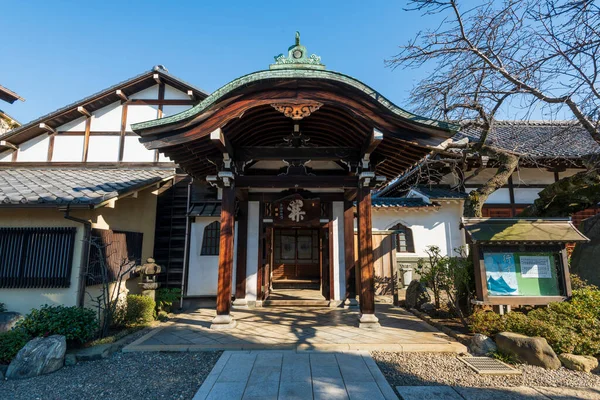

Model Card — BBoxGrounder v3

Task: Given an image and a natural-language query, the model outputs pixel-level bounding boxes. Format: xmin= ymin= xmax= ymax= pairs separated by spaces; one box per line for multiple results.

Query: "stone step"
xmin=262 ymin=299 xmax=331 ymax=307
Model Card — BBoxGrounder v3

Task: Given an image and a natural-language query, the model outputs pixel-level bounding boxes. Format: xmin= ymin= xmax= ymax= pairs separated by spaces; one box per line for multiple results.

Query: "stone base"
xmin=329 ymin=300 xmax=344 ymax=308
xmin=210 ymin=314 xmax=237 ymax=330
xmin=344 ymin=297 xmax=359 ymax=310
xmin=358 ymin=313 xmax=381 ymax=329
xmin=232 ymin=298 xmax=249 ymax=309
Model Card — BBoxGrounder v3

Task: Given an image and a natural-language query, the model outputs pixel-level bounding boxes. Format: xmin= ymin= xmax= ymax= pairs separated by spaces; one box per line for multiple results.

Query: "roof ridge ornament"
xmin=270 ymin=31 xmax=325 ymax=70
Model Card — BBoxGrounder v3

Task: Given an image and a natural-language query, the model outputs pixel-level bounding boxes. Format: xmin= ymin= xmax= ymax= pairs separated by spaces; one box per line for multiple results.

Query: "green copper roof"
xmin=132 ymin=68 xmax=458 ymax=133
xmin=463 ymin=218 xmax=589 ymax=243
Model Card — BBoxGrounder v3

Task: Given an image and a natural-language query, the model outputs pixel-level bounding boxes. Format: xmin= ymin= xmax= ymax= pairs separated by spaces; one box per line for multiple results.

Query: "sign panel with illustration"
xmin=483 ymin=251 xmax=561 ymax=296
xmin=484 ymin=253 xmax=519 ymax=296
xmin=273 ymin=194 xmax=320 ymax=227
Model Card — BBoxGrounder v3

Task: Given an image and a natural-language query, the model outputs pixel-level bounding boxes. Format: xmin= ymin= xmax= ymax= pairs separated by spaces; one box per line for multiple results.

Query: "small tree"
xmin=85 ymin=237 xmax=139 ymax=338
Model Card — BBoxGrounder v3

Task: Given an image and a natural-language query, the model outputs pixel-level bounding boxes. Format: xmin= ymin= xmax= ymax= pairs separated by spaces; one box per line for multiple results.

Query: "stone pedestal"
xmin=210 ymin=314 xmax=237 ymax=330
xmin=344 ymin=297 xmax=359 ymax=310
xmin=232 ymin=298 xmax=249 ymax=309
xmin=358 ymin=313 xmax=380 ymax=329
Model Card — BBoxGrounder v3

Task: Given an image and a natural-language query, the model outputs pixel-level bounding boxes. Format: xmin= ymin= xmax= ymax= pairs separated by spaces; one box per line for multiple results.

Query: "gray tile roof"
xmin=0 ymin=168 xmax=174 ymax=206
xmin=371 ymin=198 xmax=436 ymax=208
xmin=456 ymin=121 xmax=600 ymax=158
xmin=189 ymin=202 xmax=221 ymax=217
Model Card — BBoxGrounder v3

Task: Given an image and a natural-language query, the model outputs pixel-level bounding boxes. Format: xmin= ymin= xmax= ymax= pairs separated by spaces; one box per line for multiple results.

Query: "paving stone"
xmin=278 ymin=381 xmax=313 ymax=400
xmin=205 ymin=382 xmax=247 ymax=400
xmin=396 ymin=386 xmax=463 ymax=400
xmin=281 ymin=353 xmax=311 ymax=382
xmin=534 ymin=386 xmax=600 ymax=400
xmin=336 ymin=353 xmax=374 ymax=382
xmin=454 ymin=386 xmax=550 ymax=400
xmin=345 ymin=381 xmax=386 ymax=400
xmin=313 ymin=377 xmax=349 ymax=400
xmin=216 ymin=353 xmax=256 ymax=382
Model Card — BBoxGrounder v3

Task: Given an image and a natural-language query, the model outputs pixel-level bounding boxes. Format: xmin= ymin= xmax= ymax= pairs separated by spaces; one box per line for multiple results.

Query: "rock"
xmin=0 ymin=312 xmax=23 ymax=332
xmin=469 ymin=333 xmax=497 ymax=356
xmin=558 ymin=353 xmax=599 ymax=373
xmin=419 ymin=302 xmax=435 ymax=313
xmin=73 ymin=343 xmax=114 ymax=361
xmin=6 ymin=335 xmax=66 ymax=379
xmin=405 ymin=280 xmax=431 ymax=309
xmin=64 ymin=353 xmax=77 ymax=366
xmin=496 ymin=332 xmax=561 ymax=369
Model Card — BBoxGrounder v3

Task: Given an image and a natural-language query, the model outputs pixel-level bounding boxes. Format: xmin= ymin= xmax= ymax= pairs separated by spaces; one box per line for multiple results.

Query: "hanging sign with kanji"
xmin=273 ymin=194 xmax=321 ymax=226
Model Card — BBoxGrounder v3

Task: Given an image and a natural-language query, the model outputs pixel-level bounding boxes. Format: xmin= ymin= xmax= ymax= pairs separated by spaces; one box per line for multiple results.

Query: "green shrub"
xmin=155 ymin=288 xmax=181 ymax=312
xmin=124 ymin=295 xmax=155 ymax=326
xmin=17 ymin=305 xmax=97 ymax=343
xmin=0 ymin=303 xmax=6 ymax=313
xmin=0 ymin=329 xmax=31 ymax=364
xmin=470 ymin=286 xmax=600 ymax=356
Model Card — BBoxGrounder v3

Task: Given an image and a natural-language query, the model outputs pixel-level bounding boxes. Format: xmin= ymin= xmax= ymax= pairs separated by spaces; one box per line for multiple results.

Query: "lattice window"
xmin=390 ymin=223 xmax=415 ymax=253
xmin=201 ymin=221 xmax=220 ymax=256
xmin=0 ymin=227 xmax=76 ymax=288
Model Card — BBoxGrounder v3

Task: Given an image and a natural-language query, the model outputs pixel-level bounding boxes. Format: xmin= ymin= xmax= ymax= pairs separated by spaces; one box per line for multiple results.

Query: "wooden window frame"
xmin=390 ymin=223 xmax=415 ymax=253
xmin=201 ymin=221 xmax=220 ymax=256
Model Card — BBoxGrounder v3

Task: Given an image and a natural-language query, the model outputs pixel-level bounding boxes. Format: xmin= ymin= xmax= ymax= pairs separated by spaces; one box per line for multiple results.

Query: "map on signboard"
xmin=519 ymin=256 xmax=552 ymax=278
xmin=484 ymin=253 xmax=519 ymax=296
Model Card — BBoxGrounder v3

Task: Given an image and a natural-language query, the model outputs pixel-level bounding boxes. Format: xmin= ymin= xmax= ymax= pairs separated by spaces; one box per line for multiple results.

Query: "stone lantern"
xmin=137 ymin=257 xmax=161 ymax=300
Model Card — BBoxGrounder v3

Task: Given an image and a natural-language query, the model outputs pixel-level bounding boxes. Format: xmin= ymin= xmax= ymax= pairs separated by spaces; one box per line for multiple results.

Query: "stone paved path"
xmin=193 ymin=350 xmax=397 ymax=400
xmin=396 ymin=385 xmax=600 ymax=400
xmin=124 ymin=305 xmax=466 ymax=353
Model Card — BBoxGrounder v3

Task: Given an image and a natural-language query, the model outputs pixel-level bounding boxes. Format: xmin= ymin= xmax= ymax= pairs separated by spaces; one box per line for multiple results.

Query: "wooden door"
xmin=354 ymin=231 xmax=397 ymax=295
xmin=272 ymin=229 xmax=320 ymax=282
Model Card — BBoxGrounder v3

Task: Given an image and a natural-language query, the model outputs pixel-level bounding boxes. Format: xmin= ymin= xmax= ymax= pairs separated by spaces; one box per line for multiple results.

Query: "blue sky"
xmin=1 ymin=1 xmax=438 ymax=124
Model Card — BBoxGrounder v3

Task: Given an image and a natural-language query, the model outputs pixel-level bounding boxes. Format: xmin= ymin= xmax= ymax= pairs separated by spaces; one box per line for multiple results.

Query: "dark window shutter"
xmin=201 ymin=221 xmax=220 ymax=256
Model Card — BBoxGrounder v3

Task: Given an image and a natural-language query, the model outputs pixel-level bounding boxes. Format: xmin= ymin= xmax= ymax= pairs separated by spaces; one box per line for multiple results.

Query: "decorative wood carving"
xmin=271 ymin=102 xmax=323 ymax=120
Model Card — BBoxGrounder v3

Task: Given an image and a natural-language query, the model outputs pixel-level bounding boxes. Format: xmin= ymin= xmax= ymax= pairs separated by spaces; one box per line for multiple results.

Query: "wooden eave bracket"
xmin=39 ymin=123 xmax=57 ymax=135
xmin=187 ymin=90 xmax=195 ymax=100
xmin=358 ymin=171 xmax=386 ymax=188
xmin=116 ymin=90 xmax=128 ymax=102
xmin=207 ymin=171 xmax=235 ymax=188
xmin=210 ymin=128 xmax=235 ymax=158
xmin=0 ymin=140 xmax=18 ymax=151
xmin=77 ymin=106 xmax=92 ymax=118
xmin=361 ymin=128 xmax=383 ymax=158
xmin=153 ymin=74 xmax=162 ymax=84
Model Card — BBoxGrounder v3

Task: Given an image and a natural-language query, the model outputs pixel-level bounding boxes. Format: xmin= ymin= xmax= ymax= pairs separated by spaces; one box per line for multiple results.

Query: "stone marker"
xmin=495 ymin=332 xmax=561 ymax=369
xmin=6 ymin=335 xmax=66 ymax=379
xmin=405 ymin=280 xmax=431 ymax=309
xmin=558 ymin=353 xmax=599 ymax=373
xmin=469 ymin=333 xmax=498 ymax=356
xmin=0 ymin=312 xmax=23 ymax=332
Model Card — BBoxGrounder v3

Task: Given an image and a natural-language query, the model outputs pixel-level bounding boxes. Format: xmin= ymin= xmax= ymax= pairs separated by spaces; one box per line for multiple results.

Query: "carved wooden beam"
xmin=77 ymin=106 xmax=92 ymax=118
xmin=236 ymin=146 xmax=359 ymax=162
xmin=210 ymin=128 xmax=235 ymax=157
xmin=116 ymin=90 xmax=128 ymax=102
xmin=39 ymin=123 xmax=57 ymax=135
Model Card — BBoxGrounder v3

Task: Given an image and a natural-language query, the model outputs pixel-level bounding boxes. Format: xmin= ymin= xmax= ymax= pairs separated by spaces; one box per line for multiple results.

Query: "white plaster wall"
xmin=129 ymin=85 xmax=158 ymax=100
xmin=58 ymin=116 xmax=87 ymax=132
xmin=17 ymin=134 xmax=48 ymax=161
xmin=371 ymin=202 xmax=465 ymax=258
xmin=513 ymin=168 xmax=555 ymax=185
xmin=87 ymin=136 xmax=119 ymax=162
xmin=465 ymin=187 xmax=511 ymax=204
xmin=164 ymin=85 xmax=190 ymax=100
xmin=245 ymin=201 xmax=260 ymax=302
xmin=126 ymin=105 xmax=159 ymax=130
xmin=514 ymin=188 xmax=543 ymax=204
xmin=91 ymin=101 xmax=123 ymax=131
xmin=53 ymin=136 xmax=84 ymax=162
xmin=332 ymin=201 xmax=346 ymax=301
xmin=187 ymin=218 xmax=220 ymax=296
xmin=122 ymin=136 xmax=155 ymax=162
xmin=0 ymin=150 xmax=12 ymax=161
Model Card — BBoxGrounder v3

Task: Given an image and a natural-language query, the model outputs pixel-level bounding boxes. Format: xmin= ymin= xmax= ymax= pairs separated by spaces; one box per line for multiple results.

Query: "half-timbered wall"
xmin=0 ymin=84 xmax=193 ymax=163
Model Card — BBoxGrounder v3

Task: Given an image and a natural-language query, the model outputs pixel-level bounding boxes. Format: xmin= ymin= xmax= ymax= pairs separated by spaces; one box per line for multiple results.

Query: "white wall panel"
xmin=126 ymin=104 xmax=159 ymax=130
xmin=91 ymin=101 xmax=123 ymax=131
xmin=130 ymin=84 xmax=158 ymax=99
xmin=332 ymin=201 xmax=346 ymax=301
xmin=187 ymin=218 xmax=220 ymax=296
xmin=57 ymin=116 xmax=87 ymax=132
xmin=18 ymin=134 xmax=49 ymax=161
xmin=513 ymin=168 xmax=555 ymax=185
xmin=465 ymin=187 xmax=511 ymax=204
xmin=513 ymin=188 xmax=542 ymax=204
xmin=0 ymin=150 xmax=13 ymax=161
xmin=53 ymin=136 xmax=84 ymax=162
xmin=87 ymin=136 xmax=119 ymax=162
xmin=122 ymin=136 xmax=155 ymax=162
xmin=245 ymin=201 xmax=260 ymax=302
xmin=158 ymin=152 xmax=172 ymax=162
xmin=164 ymin=85 xmax=191 ymax=100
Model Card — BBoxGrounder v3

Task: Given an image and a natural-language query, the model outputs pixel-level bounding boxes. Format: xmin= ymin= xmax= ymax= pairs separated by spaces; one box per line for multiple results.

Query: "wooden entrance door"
xmin=272 ymin=229 xmax=320 ymax=283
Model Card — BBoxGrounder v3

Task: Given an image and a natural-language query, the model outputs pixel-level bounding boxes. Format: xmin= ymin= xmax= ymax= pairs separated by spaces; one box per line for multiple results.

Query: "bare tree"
xmin=387 ymin=0 xmax=600 ymax=217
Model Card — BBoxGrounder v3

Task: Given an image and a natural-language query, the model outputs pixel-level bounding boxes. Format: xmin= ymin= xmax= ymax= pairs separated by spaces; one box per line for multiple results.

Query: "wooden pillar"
xmin=344 ymin=200 xmax=358 ymax=308
xmin=233 ymin=201 xmax=248 ymax=307
xmin=356 ymin=185 xmax=380 ymax=328
xmin=211 ymin=185 xmax=237 ymax=329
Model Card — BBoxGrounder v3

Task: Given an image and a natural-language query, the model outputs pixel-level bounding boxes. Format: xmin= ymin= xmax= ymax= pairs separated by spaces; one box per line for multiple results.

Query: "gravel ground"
xmin=373 ymin=352 xmax=600 ymax=389
xmin=0 ymin=351 xmax=221 ymax=400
